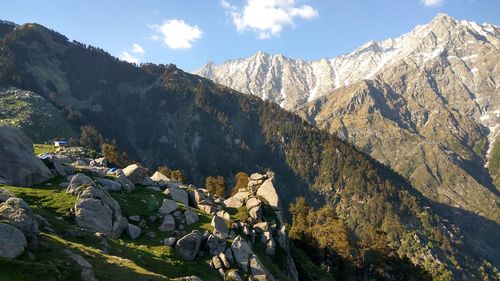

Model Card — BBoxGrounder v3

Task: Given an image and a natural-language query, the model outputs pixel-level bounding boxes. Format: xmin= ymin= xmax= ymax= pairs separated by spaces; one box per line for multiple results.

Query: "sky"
xmin=1 ymin=0 xmax=499 ymax=71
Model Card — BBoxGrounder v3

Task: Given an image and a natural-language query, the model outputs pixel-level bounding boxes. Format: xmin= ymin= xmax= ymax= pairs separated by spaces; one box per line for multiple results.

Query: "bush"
xmin=205 ymin=176 xmax=226 ymax=198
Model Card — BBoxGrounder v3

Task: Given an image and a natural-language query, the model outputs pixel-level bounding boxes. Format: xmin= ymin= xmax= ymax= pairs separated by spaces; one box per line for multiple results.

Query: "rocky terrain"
xmin=0 ymin=126 xmax=302 ymax=280
xmin=0 ymin=19 xmax=498 ymax=280
xmin=195 ymin=13 xmax=500 ymax=264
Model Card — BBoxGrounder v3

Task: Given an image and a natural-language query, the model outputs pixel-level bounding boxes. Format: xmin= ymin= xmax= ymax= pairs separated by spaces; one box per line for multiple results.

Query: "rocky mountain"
xmin=195 ymin=13 xmax=500 ymax=265
xmin=0 ymin=19 xmax=499 ymax=280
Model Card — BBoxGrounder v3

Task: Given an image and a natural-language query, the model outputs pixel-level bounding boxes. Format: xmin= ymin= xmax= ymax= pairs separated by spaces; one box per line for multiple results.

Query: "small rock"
xmin=159 ymin=215 xmax=176 ymax=232
xmin=158 ymin=199 xmax=179 ymax=215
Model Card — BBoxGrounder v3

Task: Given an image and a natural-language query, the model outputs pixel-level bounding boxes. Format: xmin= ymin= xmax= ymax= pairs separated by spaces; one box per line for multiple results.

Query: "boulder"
xmin=96 ymin=178 xmax=122 ymax=192
xmin=249 ymin=254 xmax=276 ymax=281
xmin=211 ymin=216 xmax=229 ymax=239
xmin=0 ymin=197 xmax=38 ymax=244
xmin=248 ymin=204 xmax=262 ymax=220
xmin=0 ymin=126 xmax=54 ymax=186
xmin=159 ymin=215 xmax=176 ymax=232
xmin=256 ymin=179 xmax=280 ymax=209
xmin=211 ymin=255 xmax=223 ymax=269
xmin=175 ymin=230 xmax=202 ymax=260
xmin=172 ymin=277 xmax=202 ymax=281
xmin=216 ymin=210 xmax=231 ymax=221
xmin=145 ymin=185 xmax=161 ymax=192
xmin=184 ymin=210 xmax=199 ymax=225
xmin=72 ymin=184 xmax=126 ymax=238
xmin=218 ymin=252 xmax=231 ymax=268
xmin=39 ymin=154 xmax=68 ymax=177
xmin=158 ymin=199 xmax=179 ymax=215
xmin=62 ymin=249 xmax=97 ymax=281
xmin=250 ymin=173 xmax=265 ymax=181
xmin=0 ymin=188 xmax=15 ymax=202
xmin=226 ymin=270 xmax=243 ymax=281
xmin=223 ymin=197 xmax=243 ymax=208
xmin=198 ymin=203 xmax=215 ymax=214
xmin=122 ymin=164 xmax=147 ymax=184
xmin=163 ymin=237 xmax=177 ymax=247
xmin=115 ymin=174 xmax=135 ymax=193
xmin=90 ymin=157 xmax=107 ymax=167
xmin=246 ymin=197 xmax=262 ymax=210
xmin=189 ymin=189 xmax=206 ymax=207
xmin=230 ymin=236 xmax=253 ymax=272
xmin=127 ymin=223 xmax=141 ymax=239
xmin=0 ymin=222 xmax=27 ymax=259
xmin=206 ymin=234 xmax=226 ymax=256
xmin=67 ymin=174 xmax=96 ymax=195
xmin=150 ymin=171 xmax=169 ymax=185
xmin=164 ymin=188 xmax=189 ymax=206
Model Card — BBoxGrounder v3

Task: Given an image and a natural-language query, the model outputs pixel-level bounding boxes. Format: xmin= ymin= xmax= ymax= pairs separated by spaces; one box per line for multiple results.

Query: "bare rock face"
xmin=0 ymin=126 xmax=54 ymax=186
xmin=0 ymin=222 xmax=27 ymax=259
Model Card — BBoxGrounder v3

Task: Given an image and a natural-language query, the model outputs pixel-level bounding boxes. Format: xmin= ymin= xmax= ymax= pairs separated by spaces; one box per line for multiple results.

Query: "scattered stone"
xmin=226 ymin=270 xmax=243 ymax=281
xmin=184 ymin=210 xmax=199 ymax=225
xmin=172 ymin=276 xmax=202 ymax=281
xmin=150 ymin=171 xmax=169 ymax=186
xmin=0 ymin=222 xmax=27 ymax=259
xmin=223 ymin=196 xmax=243 ymax=208
xmin=159 ymin=215 xmax=176 ymax=232
xmin=198 ymin=204 xmax=215 ymax=214
xmin=218 ymin=252 xmax=231 ymax=268
xmin=128 ymin=215 xmax=141 ymax=222
xmin=0 ymin=197 xmax=38 ymax=244
xmin=216 ymin=210 xmax=231 ymax=221
xmin=163 ymin=237 xmax=177 ymax=247
xmin=175 ymin=230 xmax=202 ymax=260
xmin=158 ymin=199 xmax=179 ymax=215
xmin=127 ymin=223 xmax=141 ymax=239
xmin=66 ymin=174 xmax=96 ymax=195
xmin=248 ymin=204 xmax=262 ymax=220
xmin=211 ymin=216 xmax=229 ymax=239
xmin=90 ymin=157 xmax=107 ymax=167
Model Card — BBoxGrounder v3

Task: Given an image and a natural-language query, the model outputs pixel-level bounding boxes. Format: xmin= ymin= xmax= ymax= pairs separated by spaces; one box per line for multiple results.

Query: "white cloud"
xmin=131 ymin=43 xmax=145 ymax=54
xmin=421 ymin=0 xmax=444 ymax=7
xmin=120 ymin=51 xmax=139 ymax=64
xmin=151 ymin=19 xmax=203 ymax=49
xmin=221 ymin=0 xmax=319 ymax=39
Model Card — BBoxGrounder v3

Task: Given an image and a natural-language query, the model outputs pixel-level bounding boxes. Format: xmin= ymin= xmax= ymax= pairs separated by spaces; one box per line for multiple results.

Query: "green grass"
xmin=34 ymin=144 xmax=57 ymax=155
xmin=0 ymin=182 xmax=222 ymax=281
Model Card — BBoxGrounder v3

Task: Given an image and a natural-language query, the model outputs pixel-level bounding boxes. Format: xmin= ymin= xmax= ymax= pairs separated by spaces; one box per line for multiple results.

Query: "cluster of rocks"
xmin=0 ymin=188 xmax=39 ymax=259
xmin=158 ymin=171 xmax=298 ymax=281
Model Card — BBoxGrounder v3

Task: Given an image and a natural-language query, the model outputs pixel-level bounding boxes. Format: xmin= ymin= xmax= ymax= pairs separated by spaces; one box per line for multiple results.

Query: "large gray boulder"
xmin=164 ymin=187 xmax=189 ymax=206
xmin=249 ymin=254 xmax=276 ymax=281
xmin=70 ymin=183 xmax=126 ymax=238
xmin=0 ymin=222 xmax=27 ymax=259
xmin=0 ymin=197 xmax=38 ymax=244
xmin=256 ymin=179 xmax=280 ymax=209
xmin=96 ymin=178 xmax=122 ymax=192
xmin=159 ymin=215 xmax=176 ymax=232
xmin=230 ymin=236 xmax=254 ymax=272
xmin=184 ymin=210 xmax=199 ymax=225
xmin=122 ymin=164 xmax=147 ymax=184
xmin=150 ymin=171 xmax=169 ymax=186
xmin=0 ymin=126 xmax=54 ymax=186
xmin=158 ymin=199 xmax=179 ymax=215
xmin=211 ymin=215 xmax=229 ymax=239
xmin=115 ymin=174 xmax=135 ymax=193
xmin=175 ymin=230 xmax=202 ymax=260
xmin=67 ymin=174 xmax=96 ymax=195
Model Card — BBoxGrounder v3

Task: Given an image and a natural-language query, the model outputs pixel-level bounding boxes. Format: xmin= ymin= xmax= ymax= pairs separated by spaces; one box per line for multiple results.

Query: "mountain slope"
xmin=194 ymin=13 xmax=500 ymax=262
xmin=0 ymin=20 xmax=498 ymax=279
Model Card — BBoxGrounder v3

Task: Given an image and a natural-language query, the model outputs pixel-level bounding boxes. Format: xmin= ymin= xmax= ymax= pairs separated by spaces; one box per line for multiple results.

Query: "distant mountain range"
xmin=0 ymin=16 xmax=499 ymax=280
xmin=195 ymin=13 xmax=500 ymax=259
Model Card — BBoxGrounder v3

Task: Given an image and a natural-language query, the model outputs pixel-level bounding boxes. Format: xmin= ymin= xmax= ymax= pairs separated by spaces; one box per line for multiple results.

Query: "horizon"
xmin=1 ymin=0 xmax=499 ymax=71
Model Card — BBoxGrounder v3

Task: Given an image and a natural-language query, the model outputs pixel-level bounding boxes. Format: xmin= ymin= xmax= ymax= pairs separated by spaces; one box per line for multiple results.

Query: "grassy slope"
xmin=0 ymin=178 xmax=221 ymax=281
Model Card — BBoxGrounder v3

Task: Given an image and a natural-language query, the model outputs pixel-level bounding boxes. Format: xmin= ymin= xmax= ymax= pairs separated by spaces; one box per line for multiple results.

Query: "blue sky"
xmin=1 ymin=0 xmax=498 ymax=71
